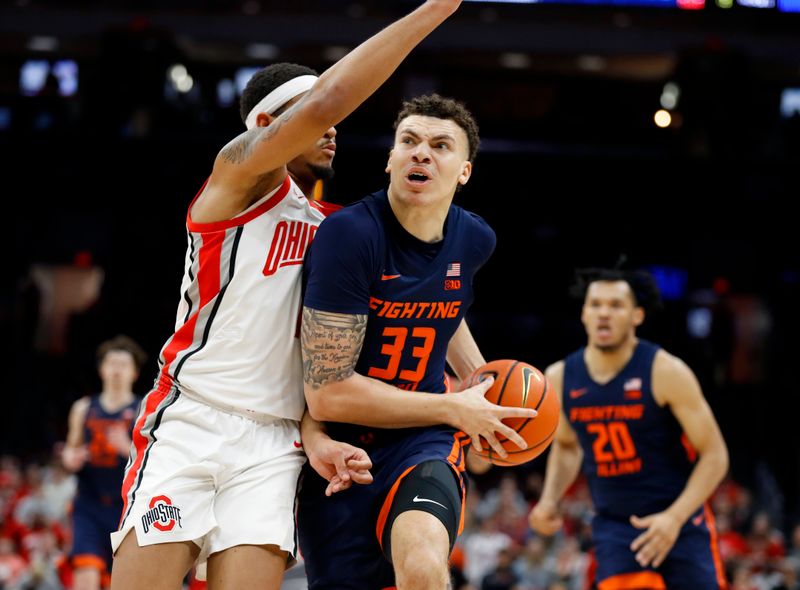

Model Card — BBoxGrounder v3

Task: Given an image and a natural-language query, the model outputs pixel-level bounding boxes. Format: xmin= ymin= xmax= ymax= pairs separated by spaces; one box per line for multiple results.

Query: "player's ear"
xmin=632 ymin=307 xmax=645 ymax=327
xmin=458 ymin=161 xmax=472 ymax=186
xmin=385 ymin=149 xmax=394 ymax=174
xmin=257 ymin=112 xmax=276 ymax=127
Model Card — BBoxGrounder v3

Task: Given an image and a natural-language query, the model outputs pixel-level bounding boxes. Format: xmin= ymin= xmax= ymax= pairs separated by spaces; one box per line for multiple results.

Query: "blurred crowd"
xmin=1 ymin=451 xmax=798 ymax=590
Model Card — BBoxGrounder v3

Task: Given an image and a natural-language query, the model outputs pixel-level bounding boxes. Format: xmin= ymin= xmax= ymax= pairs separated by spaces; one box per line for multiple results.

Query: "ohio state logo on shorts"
xmin=141 ymin=495 xmax=183 ymax=534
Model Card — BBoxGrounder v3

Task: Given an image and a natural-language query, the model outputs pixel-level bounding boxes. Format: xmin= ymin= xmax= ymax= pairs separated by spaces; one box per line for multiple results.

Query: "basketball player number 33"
xmin=367 ymin=327 xmax=436 ymax=385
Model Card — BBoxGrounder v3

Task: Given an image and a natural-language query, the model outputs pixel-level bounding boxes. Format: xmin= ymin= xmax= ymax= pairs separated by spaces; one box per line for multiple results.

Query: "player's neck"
xmin=99 ymin=388 xmax=134 ymax=411
xmin=584 ymin=336 xmax=638 ymax=384
xmin=290 ymin=172 xmax=314 ymax=199
xmin=387 ymin=191 xmax=449 ymax=243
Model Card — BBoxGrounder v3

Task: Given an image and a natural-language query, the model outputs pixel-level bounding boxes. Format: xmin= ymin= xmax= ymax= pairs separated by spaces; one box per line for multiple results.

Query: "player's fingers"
xmin=499 ymin=406 xmax=537 ymax=419
xmin=484 ymin=433 xmax=507 ymax=459
xmin=629 ymin=514 xmax=650 ymax=529
xmin=497 ymin=424 xmax=528 ymax=450
xmin=630 ymin=530 xmax=651 ymax=552
xmin=349 ymin=469 xmax=373 ymax=485
xmin=346 ymin=457 xmax=372 ymax=472
xmin=473 ymin=376 xmax=494 ymax=391
xmin=469 ymin=433 xmax=484 ymax=453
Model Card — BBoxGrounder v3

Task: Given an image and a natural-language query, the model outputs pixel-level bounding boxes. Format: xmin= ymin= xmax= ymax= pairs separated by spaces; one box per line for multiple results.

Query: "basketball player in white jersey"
xmin=109 ymin=3 xmax=470 ymax=589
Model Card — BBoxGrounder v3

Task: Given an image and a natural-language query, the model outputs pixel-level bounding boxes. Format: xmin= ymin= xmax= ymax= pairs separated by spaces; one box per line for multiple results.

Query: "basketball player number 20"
xmin=368 ymin=327 xmax=435 ymax=383
xmin=586 ymin=421 xmax=637 ymax=462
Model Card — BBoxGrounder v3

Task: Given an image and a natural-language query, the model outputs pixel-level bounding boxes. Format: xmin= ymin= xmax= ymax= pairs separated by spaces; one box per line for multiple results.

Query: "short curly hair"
xmin=239 ymin=63 xmax=318 ymax=125
xmin=393 ymin=94 xmax=480 ymax=162
xmin=570 ymin=267 xmax=663 ymax=316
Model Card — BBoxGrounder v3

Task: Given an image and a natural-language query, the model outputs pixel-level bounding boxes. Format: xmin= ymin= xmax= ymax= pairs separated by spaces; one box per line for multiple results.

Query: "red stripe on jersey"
xmin=159 ymin=231 xmax=224 ymax=377
xmin=186 ymin=175 xmax=292 ymax=233
xmin=118 ymin=386 xmax=171 ymax=526
xmin=309 ymin=199 xmax=342 ymax=216
xmin=198 ymin=232 xmax=223 ymax=306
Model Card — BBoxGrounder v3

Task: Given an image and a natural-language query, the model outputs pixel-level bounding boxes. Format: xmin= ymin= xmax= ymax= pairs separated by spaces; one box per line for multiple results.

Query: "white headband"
xmin=245 ymin=75 xmax=318 ymax=130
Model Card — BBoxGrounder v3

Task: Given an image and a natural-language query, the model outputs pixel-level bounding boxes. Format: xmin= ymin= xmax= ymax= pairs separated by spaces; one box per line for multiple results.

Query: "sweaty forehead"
xmin=396 ymin=115 xmax=468 ymax=144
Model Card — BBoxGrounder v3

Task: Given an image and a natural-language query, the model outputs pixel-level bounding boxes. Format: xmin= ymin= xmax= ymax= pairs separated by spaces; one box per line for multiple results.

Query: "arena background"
xmin=2 ymin=0 xmax=799 ymax=587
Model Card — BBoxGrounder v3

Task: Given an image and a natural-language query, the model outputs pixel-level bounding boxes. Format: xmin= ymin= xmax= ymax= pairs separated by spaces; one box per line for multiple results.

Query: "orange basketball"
xmin=465 ymin=359 xmax=560 ymax=467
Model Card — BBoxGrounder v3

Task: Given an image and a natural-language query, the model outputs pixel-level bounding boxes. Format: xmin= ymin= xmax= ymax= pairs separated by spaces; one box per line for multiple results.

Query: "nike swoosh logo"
xmin=381 ymin=274 xmax=401 ymax=281
xmin=412 ymin=495 xmax=447 ymax=509
xmin=569 ymin=388 xmax=589 ymax=399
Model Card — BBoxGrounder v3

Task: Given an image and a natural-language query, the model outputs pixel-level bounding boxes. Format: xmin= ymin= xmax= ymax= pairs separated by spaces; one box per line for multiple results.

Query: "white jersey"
xmin=156 ymin=176 xmax=338 ymax=422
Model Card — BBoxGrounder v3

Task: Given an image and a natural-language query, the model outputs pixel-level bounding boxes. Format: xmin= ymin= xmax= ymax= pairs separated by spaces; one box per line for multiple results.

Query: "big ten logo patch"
xmin=142 ymin=496 xmax=183 ymax=533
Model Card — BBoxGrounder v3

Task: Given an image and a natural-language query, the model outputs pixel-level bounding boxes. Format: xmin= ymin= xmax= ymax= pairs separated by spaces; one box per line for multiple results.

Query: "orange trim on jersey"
xmin=186 ymin=175 xmax=292 ymax=233
xmin=597 ymin=571 xmax=666 ymax=590
xmin=680 ymin=433 xmax=698 ymax=463
xmin=72 ymin=554 xmax=107 ymax=573
xmin=446 ymin=460 xmax=467 ymax=536
xmin=119 ymin=385 xmax=171 ymax=526
xmin=704 ymin=503 xmax=729 ymax=589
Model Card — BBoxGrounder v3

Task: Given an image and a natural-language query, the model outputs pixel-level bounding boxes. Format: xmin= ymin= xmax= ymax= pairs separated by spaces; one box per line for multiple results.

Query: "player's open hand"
xmin=528 ymin=498 xmax=564 ymax=536
xmin=629 ymin=511 xmax=681 ymax=568
xmin=306 ymin=440 xmax=373 ymax=497
xmin=107 ymin=423 xmax=133 ymax=456
xmin=452 ymin=377 xmax=537 ymax=458
xmin=61 ymin=445 xmax=89 ymax=472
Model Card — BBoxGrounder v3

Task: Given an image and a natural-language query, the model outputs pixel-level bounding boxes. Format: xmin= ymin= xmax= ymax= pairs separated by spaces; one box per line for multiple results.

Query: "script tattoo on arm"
xmin=218 ymin=99 xmax=304 ymax=165
xmin=302 ymin=307 xmax=368 ymax=389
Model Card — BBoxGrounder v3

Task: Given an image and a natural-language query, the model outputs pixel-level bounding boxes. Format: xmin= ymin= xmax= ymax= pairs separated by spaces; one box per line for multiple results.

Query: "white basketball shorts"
xmin=110 ymin=383 xmax=306 ymax=578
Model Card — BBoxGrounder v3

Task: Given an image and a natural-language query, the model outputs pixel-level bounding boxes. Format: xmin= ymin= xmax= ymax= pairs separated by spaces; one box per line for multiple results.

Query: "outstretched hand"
xmin=306 ymin=439 xmax=373 ymax=497
xmin=451 ymin=377 xmax=538 ymax=458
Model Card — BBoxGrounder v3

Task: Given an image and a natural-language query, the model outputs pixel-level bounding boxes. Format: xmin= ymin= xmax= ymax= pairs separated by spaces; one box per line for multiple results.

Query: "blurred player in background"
xmin=299 ymin=93 xmax=537 ymax=590
xmin=529 ymin=268 xmax=730 ymax=590
xmin=62 ymin=335 xmax=145 ymax=590
xmin=109 ymin=2 xmax=471 ymax=590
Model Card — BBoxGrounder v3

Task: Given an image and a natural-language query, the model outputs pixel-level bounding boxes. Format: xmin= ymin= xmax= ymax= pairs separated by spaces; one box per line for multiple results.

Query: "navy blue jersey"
xmin=562 ymin=340 xmax=695 ymax=520
xmin=303 ymin=189 xmax=495 ymax=448
xmin=77 ymin=395 xmax=139 ymax=508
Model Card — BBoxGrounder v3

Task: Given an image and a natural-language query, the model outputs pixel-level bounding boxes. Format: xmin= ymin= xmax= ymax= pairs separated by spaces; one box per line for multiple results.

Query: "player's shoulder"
xmin=451 ymin=205 xmax=496 ymax=261
xmin=652 ymin=348 xmax=702 ymax=403
xmin=653 ymin=347 xmax=691 ymax=376
xmin=318 ymin=192 xmax=383 ymax=237
xmin=545 ymin=360 xmax=566 ymax=391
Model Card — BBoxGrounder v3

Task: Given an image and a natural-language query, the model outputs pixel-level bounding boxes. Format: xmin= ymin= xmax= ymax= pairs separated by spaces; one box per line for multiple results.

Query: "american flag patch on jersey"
xmin=624 ymin=377 xmax=642 ymax=391
xmin=446 ymin=262 xmax=461 ymax=277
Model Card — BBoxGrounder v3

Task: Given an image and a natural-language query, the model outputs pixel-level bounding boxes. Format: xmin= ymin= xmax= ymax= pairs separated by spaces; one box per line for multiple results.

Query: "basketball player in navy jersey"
xmin=299 ymin=94 xmax=538 ymax=590
xmin=529 ymin=268 xmax=730 ymax=590
xmin=110 ymin=4 xmax=474 ymax=590
xmin=62 ymin=336 xmax=145 ymax=590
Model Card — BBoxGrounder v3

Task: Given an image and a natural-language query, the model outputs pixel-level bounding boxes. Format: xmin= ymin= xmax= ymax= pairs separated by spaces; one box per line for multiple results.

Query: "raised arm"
xmin=529 ymin=361 xmax=584 ymax=536
xmin=301 ymin=307 xmax=536 ymax=458
xmin=195 ymin=0 xmax=464 ymax=220
xmin=629 ymin=350 xmax=729 ymax=567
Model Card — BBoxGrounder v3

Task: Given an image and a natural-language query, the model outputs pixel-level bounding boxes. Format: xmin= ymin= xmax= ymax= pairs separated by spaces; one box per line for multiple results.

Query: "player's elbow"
xmin=304 ymin=384 xmax=345 ymax=423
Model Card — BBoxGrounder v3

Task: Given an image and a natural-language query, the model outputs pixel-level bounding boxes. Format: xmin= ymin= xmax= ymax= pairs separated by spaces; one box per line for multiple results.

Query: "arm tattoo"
xmin=302 ymin=307 xmax=368 ymax=389
xmin=218 ymin=98 xmax=303 ymax=165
